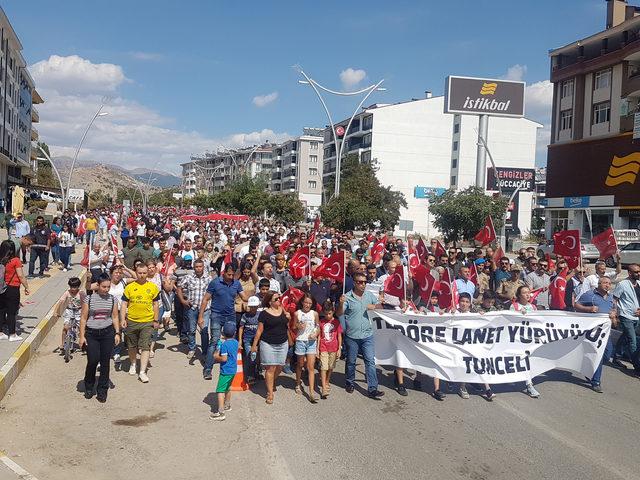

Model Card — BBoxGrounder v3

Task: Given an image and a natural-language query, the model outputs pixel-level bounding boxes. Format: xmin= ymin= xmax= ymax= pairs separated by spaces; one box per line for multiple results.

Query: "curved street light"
xmin=295 ymin=65 xmax=385 ymax=198
xmin=64 ymin=103 xmax=109 ymax=210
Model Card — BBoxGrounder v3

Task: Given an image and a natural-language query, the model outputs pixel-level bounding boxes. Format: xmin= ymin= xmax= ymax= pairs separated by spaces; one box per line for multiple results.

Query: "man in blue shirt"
xmin=612 ymin=263 xmax=640 ymax=375
xmin=575 ymin=276 xmax=618 ymax=392
xmin=455 ymin=266 xmax=476 ymax=298
xmin=10 ymin=213 xmax=30 ymax=262
xmin=198 ymin=264 xmax=249 ymax=378
xmin=337 ymin=272 xmax=385 ymax=399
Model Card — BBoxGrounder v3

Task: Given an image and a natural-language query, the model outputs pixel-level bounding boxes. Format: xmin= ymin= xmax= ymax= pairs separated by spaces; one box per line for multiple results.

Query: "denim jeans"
xmin=242 ymin=337 xmax=257 ymax=379
xmin=344 ymin=335 xmax=378 ymax=392
xmin=28 ymin=247 xmax=48 ymax=275
xmin=203 ymin=312 xmax=235 ymax=375
xmin=618 ymin=317 xmax=639 ymax=369
xmin=185 ymin=307 xmax=201 ymax=352
xmin=51 ymin=244 xmax=60 ymax=263
xmin=591 ymin=337 xmax=615 ymax=386
xmin=60 ymin=246 xmax=72 ymax=268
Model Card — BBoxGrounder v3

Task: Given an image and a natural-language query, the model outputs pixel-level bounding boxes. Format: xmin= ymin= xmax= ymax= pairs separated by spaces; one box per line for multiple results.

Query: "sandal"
xmin=266 ymin=394 xmax=274 ymax=404
xmin=294 ymin=385 xmax=302 ymax=395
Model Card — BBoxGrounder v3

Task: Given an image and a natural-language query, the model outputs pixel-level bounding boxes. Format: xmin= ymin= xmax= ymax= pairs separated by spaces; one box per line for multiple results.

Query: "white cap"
xmin=247 ymin=296 xmax=260 ymax=307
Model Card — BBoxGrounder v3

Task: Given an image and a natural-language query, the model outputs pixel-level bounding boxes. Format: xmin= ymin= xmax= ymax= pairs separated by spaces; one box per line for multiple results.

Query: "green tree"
xmin=148 ymin=187 xmax=180 ymax=206
xmin=320 ymin=155 xmax=407 ymax=230
xmin=428 ymin=186 xmax=508 ymax=245
xmin=35 ymin=142 xmax=58 ymax=189
xmin=267 ymin=193 xmax=305 ymax=223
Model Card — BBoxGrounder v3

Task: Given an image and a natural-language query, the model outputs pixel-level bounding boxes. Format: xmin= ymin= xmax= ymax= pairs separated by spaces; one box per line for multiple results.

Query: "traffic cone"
xmin=230 ymin=351 xmax=248 ymax=391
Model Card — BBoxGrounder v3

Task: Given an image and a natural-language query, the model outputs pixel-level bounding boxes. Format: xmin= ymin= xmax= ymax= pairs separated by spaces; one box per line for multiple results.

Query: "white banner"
xmin=370 ymin=310 xmax=610 ymax=384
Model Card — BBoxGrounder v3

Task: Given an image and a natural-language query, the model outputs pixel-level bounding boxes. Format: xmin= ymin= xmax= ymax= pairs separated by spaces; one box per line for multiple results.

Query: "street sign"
xmin=414 ymin=186 xmax=446 ymax=198
xmin=563 ymin=196 xmax=590 ymax=208
xmin=444 ymin=76 xmax=525 ymax=117
xmin=335 ymin=126 xmax=345 ymax=137
xmin=67 ymin=188 xmax=85 ymax=203
xmin=486 ymin=167 xmax=535 ymax=192
xmin=633 ymin=112 xmax=640 ymax=140
xmin=398 ymin=219 xmax=414 ymax=231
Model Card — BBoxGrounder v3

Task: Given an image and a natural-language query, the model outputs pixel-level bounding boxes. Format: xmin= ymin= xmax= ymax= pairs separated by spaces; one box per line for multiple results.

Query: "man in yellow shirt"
xmin=120 ymin=263 xmax=159 ymax=383
xmin=85 ymin=212 xmax=98 ymax=245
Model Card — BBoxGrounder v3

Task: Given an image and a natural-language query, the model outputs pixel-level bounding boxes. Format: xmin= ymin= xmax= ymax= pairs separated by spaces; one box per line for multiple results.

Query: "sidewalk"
xmin=0 ymin=230 xmax=87 ymax=400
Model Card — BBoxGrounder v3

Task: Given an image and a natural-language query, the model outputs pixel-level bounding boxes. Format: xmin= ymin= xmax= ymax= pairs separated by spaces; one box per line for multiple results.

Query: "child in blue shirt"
xmin=210 ymin=322 xmax=239 ymax=421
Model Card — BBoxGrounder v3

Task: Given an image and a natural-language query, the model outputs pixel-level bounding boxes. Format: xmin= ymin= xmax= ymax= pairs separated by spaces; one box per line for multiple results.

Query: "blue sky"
xmin=3 ymin=0 xmax=609 ymax=170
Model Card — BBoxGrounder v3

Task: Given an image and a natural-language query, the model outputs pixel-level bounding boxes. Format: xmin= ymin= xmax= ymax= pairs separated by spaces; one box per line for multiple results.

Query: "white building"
xmin=323 ymin=95 xmax=541 ymax=237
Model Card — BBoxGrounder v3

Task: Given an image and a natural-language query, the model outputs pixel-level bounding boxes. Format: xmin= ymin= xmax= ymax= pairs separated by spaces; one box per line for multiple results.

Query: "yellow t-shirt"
xmin=123 ymin=281 xmax=160 ymax=323
xmin=85 ymin=218 xmax=98 ymax=231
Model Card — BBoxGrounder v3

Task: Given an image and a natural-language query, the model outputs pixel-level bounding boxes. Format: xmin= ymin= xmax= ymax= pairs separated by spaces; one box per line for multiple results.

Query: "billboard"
xmin=67 ymin=188 xmax=85 ymax=203
xmin=444 ymin=76 xmax=525 ymax=117
xmin=414 ymin=186 xmax=446 ymax=198
xmin=486 ymin=167 xmax=535 ymax=192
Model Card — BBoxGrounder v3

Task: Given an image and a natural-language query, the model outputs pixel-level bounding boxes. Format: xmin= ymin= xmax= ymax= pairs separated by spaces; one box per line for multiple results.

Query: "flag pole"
xmin=449 ymin=266 xmax=455 ymax=311
xmin=342 ymin=250 xmax=346 ymax=295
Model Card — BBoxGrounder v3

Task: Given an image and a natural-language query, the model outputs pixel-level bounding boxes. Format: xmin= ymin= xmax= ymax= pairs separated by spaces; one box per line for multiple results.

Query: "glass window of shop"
xmin=583 ymin=210 xmax=614 ymax=236
xmin=550 ymin=210 xmax=568 ymax=233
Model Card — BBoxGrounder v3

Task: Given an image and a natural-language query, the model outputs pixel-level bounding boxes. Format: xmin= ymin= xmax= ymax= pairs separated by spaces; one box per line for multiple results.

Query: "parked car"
xmin=537 ymin=238 xmax=600 ymax=262
xmin=606 ymin=242 xmax=640 ymax=267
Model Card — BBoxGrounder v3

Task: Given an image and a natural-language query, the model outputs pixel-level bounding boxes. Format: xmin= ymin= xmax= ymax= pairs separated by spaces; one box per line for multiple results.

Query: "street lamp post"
xmin=295 ymin=65 xmax=385 ymax=198
xmin=36 ymin=146 xmax=65 ymax=203
xmin=64 ymin=104 xmax=109 ymax=211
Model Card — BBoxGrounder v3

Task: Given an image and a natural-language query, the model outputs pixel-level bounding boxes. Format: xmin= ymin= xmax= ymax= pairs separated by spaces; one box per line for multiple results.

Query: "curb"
xmin=0 ymin=269 xmax=87 ymax=402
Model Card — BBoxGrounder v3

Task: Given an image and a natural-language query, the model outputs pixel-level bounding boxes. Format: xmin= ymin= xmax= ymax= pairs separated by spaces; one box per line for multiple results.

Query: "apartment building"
xmin=0 ymin=7 xmax=41 ymax=207
xmin=322 ymin=95 xmax=540 ymax=236
xmin=271 ymin=128 xmax=323 ymax=216
xmin=545 ymin=0 xmax=640 ymax=236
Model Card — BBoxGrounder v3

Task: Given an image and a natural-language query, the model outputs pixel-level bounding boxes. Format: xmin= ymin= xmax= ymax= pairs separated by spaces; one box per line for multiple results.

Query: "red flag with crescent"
xmin=433 ymin=239 xmax=446 ymax=258
xmin=591 ymin=227 xmax=618 ymax=259
xmin=553 ymin=229 xmax=581 ymax=258
xmin=289 ymin=246 xmax=310 ymax=279
xmin=313 ymin=216 xmax=320 ymax=231
xmin=438 ymin=268 xmax=458 ymax=310
xmin=279 ymin=239 xmax=291 ymax=254
xmin=492 ymin=246 xmax=505 ymax=263
xmin=371 ymin=236 xmax=387 ymax=264
xmin=474 ymin=216 xmax=496 ymax=246
xmin=282 ymin=287 xmax=305 ymax=314
xmin=549 ymin=269 xmax=568 ymax=310
xmin=469 ymin=262 xmax=478 ymax=286
xmin=109 ymin=234 xmax=119 ymax=258
xmin=305 ymin=230 xmax=316 ymax=246
xmin=415 ymin=238 xmax=429 ymax=263
xmin=312 ymin=251 xmax=345 ymax=282
xmin=407 ymin=239 xmax=420 ymax=276
xmin=384 ymin=263 xmax=406 ymax=299
xmin=413 ymin=264 xmax=436 ymax=301
xmin=161 ymin=251 xmax=175 ymax=276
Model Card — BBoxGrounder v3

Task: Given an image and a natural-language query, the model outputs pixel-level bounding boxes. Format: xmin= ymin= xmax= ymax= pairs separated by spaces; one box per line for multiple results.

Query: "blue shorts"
xmin=295 ymin=339 xmax=318 ymax=356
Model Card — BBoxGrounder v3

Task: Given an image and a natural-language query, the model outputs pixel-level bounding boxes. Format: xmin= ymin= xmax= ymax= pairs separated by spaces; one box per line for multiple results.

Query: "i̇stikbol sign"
xmin=444 ymin=76 xmax=525 ymax=118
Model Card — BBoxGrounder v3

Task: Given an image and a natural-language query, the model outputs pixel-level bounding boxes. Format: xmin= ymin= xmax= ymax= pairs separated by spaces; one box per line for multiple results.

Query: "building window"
xmin=308 ymin=180 xmax=317 ymax=189
xmin=310 ymin=141 xmax=318 ymax=150
xmin=361 ymin=151 xmax=372 ymax=163
xmin=594 ymin=69 xmax=611 ymax=90
xmin=550 ymin=210 xmax=569 ymax=232
xmin=453 ymin=123 xmax=460 ymax=134
xmin=452 ymin=141 xmax=458 ymax=151
xmin=561 ymin=79 xmax=574 ymax=99
xmin=309 ymin=168 xmax=318 ymax=176
xmin=450 ymin=175 xmax=457 ymax=187
xmin=593 ymin=101 xmax=611 ymax=124
xmin=560 ymin=109 xmax=573 ymax=131
xmin=362 ymin=115 xmax=373 ymax=130
xmin=451 ymin=157 xmax=458 ymax=169
xmin=309 ymin=155 xmax=318 ymax=164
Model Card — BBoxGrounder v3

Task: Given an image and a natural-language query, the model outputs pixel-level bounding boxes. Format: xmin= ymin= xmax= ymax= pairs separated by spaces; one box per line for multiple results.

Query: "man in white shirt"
xmin=578 ymin=257 xmax=621 ymax=300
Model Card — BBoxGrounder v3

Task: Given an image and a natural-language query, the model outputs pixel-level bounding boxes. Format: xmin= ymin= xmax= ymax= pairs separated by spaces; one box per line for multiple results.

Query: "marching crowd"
xmin=1 ymin=207 xmax=638 ymax=418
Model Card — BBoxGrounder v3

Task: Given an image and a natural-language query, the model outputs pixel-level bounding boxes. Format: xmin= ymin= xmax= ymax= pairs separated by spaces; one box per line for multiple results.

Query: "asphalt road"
xmin=1 ymin=318 xmax=640 ymax=480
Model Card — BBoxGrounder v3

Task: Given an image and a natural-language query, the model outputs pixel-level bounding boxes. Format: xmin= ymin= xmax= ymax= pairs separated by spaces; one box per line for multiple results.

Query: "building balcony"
xmin=31 ymin=126 xmax=38 ymax=141
xmin=271 ymin=172 xmax=282 ymax=180
xmin=21 ymin=165 xmax=36 ymax=178
xmin=31 ymin=105 xmax=39 ymax=123
xmin=32 ymin=89 xmax=44 ymax=104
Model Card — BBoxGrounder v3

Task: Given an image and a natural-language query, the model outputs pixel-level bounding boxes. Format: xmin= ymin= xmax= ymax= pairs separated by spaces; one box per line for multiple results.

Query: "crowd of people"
xmin=1 ymin=207 xmax=638 ymax=416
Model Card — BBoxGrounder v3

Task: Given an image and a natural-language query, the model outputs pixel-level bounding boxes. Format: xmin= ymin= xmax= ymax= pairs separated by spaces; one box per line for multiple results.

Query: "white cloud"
xmin=252 ymin=91 xmax=279 ymax=107
xmin=29 ymin=55 xmax=290 ymax=169
xmin=339 ymin=68 xmax=367 ymax=89
xmin=129 ymin=51 xmax=164 ymax=62
xmin=502 ymin=64 xmax=527 ymax=82
xmin=525 ymin=79 xmax=553 ymax=120
xmin=30 ymin=55 xmax=128 ymax=95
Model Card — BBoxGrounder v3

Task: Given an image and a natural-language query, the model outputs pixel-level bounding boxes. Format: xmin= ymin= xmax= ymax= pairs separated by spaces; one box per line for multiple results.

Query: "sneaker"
xmin=484 ymin=389 xmax=495 ymax=401
xmin=138 ymin=372 xmax=149 ymax=383
xmin=368 ymin=390 xmax=385 ymax=399
xmin=210 ymin=412 xmax=226 ymax=421
xmin=62 ymin=268 xmax=68 ymax=272
xmin=458 ymin=386 xmax=470 ymax=399
xmin=203 ymin=371 xmax=212 ymax=381
xmin=224 ymin=403 xmax=232 ymax=411
xmin=396 ymin=385 xmax=408 ymax=397
xmin=113 ymin=354 xmax=121 ymax=364
xmin=187 ymin=350 xmax=196 ymax=359
xmin=129 ymin=364 xmax=137 ymax=376
xmin=84 ymin=389 xmax=95 ymax=399
xmin=525 ymin=383 xmax=540 ymax=398
xmin=433 ymin=389 xmax=446 ymax=401
xmin=612 ymin=359 xmax=628 ymax=370
xmin=96 ymin=391 xmax=108 ymax=403
xmin=0 ymin=333 xmax=8 ymax=340
xmin=591 ymin=383 xmax=603 ymax=393
xmin=8 ymin=334 xmax=22 ymax=342
xmin=345 ymin=384 xmax=354 ymax=394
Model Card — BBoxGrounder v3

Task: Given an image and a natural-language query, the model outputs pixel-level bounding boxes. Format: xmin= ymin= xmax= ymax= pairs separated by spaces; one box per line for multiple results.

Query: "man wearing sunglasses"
xmin=524 ymin=259 xmax=550 ymax=309
xmin=336 ymin=272 xmax=385 ymax=399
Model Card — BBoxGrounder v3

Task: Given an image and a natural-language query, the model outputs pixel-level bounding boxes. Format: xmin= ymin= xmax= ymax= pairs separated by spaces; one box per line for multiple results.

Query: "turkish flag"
xmin=413 ymin=265 xmax=436 ymax=301
xmin=221 ymin=249 xmax=233 ymax=270
xmin=474 ymin=216 xmax=496 ymax=246
xmin=469 ymin=262 xmax=478 ymax=286
xmin=77 ymin=219 xmax=86 ymax=237
xmin=591 ymin=227 xmax=618 ymax=259
xmin=80 ymin=244 xmax=90 ymax=267
xmin=549 ymin=269 xmax=568 ymax=310
xmin=313 ymin=216 xmax=320 ymax=231
xmin=312 ymin=251 xmax=345 ymax=282
xmin=565 ymin=256 xmax=580 ymax=269
xmin=407 ymin=239 xmax=420 ymax=276
xmin=545 ymin=253 xmax=555 ymax=272
xmin=282 ymin=287 xmax=305 ymax=314
xmin=109 ymin=234 xmax=120 ymax=258
xmin=279 ymin=239 xmax=291 ymax=254
xmin=438 ymin=268 xmax=458 ymax=310
xmin=289 ymin=246 xmax=310 ymax=279
xmin=416 ymin=238 xmax=429 ymax=263
xmin=530 ymin=288 xmax=544 ymax=304
xmin=305 ymin=230 xmax=316 ymax=246
xmin=384 ymin=263 xmax=406 ymax=299
xmin=433 ymin=239 xmax=446 ymax=258
xmin=492 ymin=246 xmax=505 ymax=263
xmin=553 ymin=229 xmax=581 ymax=258
xmin=371 ymin=236 xmax=387 ymax=264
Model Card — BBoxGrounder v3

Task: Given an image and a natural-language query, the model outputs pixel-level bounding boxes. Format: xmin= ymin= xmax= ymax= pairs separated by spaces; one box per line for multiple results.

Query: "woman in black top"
xmin=251 ymin=291 xmax=290 ymax=404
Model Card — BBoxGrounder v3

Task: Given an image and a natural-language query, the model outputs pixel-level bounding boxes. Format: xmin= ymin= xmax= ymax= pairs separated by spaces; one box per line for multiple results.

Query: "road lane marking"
xmin=0 ymin=452 xmax=39 ymax=480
